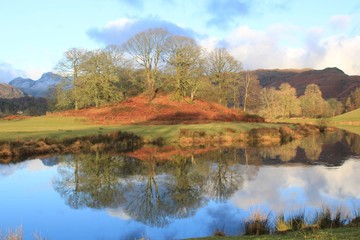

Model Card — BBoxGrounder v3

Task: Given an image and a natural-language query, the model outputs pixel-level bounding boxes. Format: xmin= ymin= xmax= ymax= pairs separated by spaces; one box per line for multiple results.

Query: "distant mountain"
xmin=254 ymin=67 xmax=360 ymax=101
xmin=9 ymin=72 xmax=62 ymax=97
xmin=0 ymin=83 xmax=25 ymax=99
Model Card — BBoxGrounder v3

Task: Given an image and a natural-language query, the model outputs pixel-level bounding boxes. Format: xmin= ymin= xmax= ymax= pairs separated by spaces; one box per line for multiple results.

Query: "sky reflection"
xmin=0 ymin=152 xmax=359 ymax=239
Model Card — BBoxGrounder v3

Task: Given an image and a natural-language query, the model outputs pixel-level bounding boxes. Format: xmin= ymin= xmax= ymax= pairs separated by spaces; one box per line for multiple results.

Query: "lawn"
xmin=0 ymin=116 xmax=279 ymax=142
xmin=267 ymin=108 xmax=360 ymax=135
xmin=332 ymin=108 xmax=360 ymax=123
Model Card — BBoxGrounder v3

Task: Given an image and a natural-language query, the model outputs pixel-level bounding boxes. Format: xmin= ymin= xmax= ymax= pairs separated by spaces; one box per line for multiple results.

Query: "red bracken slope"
xmin=56 ymin=95 xmax=262 ymax=125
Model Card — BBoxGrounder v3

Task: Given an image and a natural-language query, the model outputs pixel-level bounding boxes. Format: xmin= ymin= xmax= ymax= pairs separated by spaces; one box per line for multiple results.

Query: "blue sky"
xmin=0 ymin=0 xmax=359 ymax=82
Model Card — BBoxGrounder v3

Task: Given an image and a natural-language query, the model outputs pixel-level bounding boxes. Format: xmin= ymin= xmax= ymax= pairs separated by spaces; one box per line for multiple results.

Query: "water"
xmin=1 ymin=130 xmax=360 ymax=239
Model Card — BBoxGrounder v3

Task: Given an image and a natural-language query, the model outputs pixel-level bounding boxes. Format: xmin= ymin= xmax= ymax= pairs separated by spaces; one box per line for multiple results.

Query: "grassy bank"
xmin=0 ymin=116 xmax=279 ymax=143
xmin=190 ymin=227 xmax=360 ymax=239
xmin=270 ymin=107 xmax=360 ymax=130
xmin=190 ymin=206 xmax=360 ymax=240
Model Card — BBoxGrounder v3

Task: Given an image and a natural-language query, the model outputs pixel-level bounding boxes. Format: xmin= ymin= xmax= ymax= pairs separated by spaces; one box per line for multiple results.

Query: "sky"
xmin=0 ymin=0 xmax=360 ymax=83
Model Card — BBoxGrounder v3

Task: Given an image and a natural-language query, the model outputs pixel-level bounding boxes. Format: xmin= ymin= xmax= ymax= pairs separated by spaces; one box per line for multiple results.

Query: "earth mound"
xmin=56 ymin=95 xmax=263 ymax=125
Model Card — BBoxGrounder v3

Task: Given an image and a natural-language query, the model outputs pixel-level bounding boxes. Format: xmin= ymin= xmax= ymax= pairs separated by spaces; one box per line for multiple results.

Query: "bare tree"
xmin=55 ymin=48 xmax=87 ymax=110
xmin=165 ymin=35 xmax=205 ymax=100
xmin=239 ymin=71 xmax=261 ymax=112
xmin=206 ymin=48 xmax=242 ymax=106
xmin=259 ymin=87 xmax=280 ymax=119
xmin=123 ymin=28 xmax=170 ymax=101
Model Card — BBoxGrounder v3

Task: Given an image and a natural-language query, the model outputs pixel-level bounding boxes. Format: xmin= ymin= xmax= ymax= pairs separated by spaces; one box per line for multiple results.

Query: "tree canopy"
xmin=49 ymin=27 xmax=346 ymax=119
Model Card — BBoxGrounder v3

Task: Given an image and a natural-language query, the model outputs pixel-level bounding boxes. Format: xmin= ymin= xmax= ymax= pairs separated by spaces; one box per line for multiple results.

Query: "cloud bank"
xmin=88 ymin=5 xmax=360 ymax=75
xmin=209 ymin=19 xmax=360 ymax=75
xmin=87 ymin=17 xmax=198 ymax=46
xmin=0 ymin=62 xmax=26 ymax=83
xmin=230 ymin=159 xmax=360 ymax=213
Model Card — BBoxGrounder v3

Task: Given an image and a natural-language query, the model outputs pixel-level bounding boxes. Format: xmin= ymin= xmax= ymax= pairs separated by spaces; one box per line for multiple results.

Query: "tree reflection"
xmin=53 ymin=152 xmax=209 ymax=227
xmin=53 ymin=152 xmax=139 ymax=209
xmin=204 ymin=149 xmax=244 ymax=202
xmin=260 ymin=140 xmax=300 ymax=162
xmin=52 ymin=130 xmax=353 ymax=228
xmin=53 ymin=155 xmax=83 ymax=209
xmin=166 ymin=155 xmax=206 ymax=218
xmin=300 ymin=134 xmax=323 ymax=161
xmin=124 ymin=160 xmax=172 ymax=227
xmin=345 ymin=131 xmax=360 ymax=155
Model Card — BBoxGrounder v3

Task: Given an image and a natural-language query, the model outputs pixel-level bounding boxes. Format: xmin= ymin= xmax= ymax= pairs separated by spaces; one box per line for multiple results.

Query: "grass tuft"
xmin=316 ymin=206 xmax=347 ymax=229
xmin=0 ymin=226 xmax=23 ymax=240
xmin=244 ymin=211 xmax=271 ymax=236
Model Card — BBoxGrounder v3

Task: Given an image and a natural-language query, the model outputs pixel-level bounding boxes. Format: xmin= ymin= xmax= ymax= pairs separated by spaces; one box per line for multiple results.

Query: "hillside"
xmin=54 ymin=95 xmax=262 ymax=124
xmin=0 ymin=83 xmax=25 ymax=99
xmin=332 ymin=108 xmax=360 ymax=123
xmin=254 ymin=67 xmax=360 ymax=101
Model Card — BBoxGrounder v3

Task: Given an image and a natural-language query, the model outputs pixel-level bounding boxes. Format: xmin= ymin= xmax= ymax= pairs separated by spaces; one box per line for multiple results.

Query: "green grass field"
xmin=0 ymin=116 xmax=279 ymax=142
xmin=268 ymin=108 xmax=360 ymax=135
xmin=1 ymin=107 xmax=359 ymax=143
xmin=332 ymin=108 xmax=360 ymax=122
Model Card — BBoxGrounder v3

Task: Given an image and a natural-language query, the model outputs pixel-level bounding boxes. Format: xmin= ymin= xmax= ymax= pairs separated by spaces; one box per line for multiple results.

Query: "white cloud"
xmin=27 ymin=159 xmax=52 ymax=172
xmin=87 ymin=17 xmax=198 ymax=46
xmin=107 ymin=207 xmax=131 ymax=220
xmin=0 ymin=62 xmax=26 ymax=83
xmin=219 ymin=25 xmax=303 ymax=70
xmin=315 ymin=35 xmax=360 ymax=75
xmin=201 ymin=24 xmax=360 ymax=74
xmin=104 ymin=18 xmax=136 ymax=29
xmin=330 ymin=15 xmax=352 ymax=30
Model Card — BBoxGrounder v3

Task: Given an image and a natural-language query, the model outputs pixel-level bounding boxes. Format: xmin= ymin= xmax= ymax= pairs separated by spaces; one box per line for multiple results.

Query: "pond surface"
xmin=1 ymin=130 xmax=360 ymax=239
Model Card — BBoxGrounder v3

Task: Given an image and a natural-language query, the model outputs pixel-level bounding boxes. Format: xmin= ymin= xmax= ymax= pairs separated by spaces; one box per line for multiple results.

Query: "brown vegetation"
xmin=3 ymin=115 xmax=31 ymax=121
xmin=255 ymin=67 xmax=360 ymax=101
xmin=0 ymin=123 xmax=324 ymax=162
xmin=51 ymin=95 xmax=264 ymax=125
xmin=126 ymin=145 xmax=218 ymax=162
xmin=0 ymin=131 xmax=142 ymax=162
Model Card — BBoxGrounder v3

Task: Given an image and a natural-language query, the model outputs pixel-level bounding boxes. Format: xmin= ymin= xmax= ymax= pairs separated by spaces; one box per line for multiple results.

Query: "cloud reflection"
xmin=230 ymin=159 xmax=360 ymax=213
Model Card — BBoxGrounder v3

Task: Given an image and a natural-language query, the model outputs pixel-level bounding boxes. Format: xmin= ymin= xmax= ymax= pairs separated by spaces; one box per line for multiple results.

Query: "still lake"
xmin=1 ymin=130 xmax=360 ymax=239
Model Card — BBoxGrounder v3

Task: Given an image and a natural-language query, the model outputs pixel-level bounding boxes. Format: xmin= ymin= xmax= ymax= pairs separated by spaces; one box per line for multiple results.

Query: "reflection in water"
xmin=51 ymin=131 xmax=360 ymax=229
xmin=1 ymin=130 xmax=360 ymax=239
xmin=53 ymin=152 xmax=140 ymax=209
xmin=204 ymin=149 xmax=247 ymax=202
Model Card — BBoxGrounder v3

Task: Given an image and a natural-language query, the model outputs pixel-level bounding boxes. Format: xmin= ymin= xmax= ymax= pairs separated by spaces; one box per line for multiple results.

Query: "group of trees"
xmin=345 ymin=87 xmax=360 ymax=111
xmin=54 ymin=28 xmax=259 ymax=111
xmin=259 ymin=83 xmax=344 ymax=118
xmin=53 ymin=27 xmax=360 ymax=118
xmin=55 ymin=46 xmax=133 ymax=110
xmin=0 ymin=97 xmax=48 ymax=117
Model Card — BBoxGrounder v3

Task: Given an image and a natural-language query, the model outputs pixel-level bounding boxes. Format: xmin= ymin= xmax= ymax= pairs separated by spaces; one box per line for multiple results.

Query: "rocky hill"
xmin=254 ymin=67 xmax=360 ymax=101
xmin=0 ymin=83 xmax=25 ymax=99
xmin=9 ymin=72 xmax=62 ymax=97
